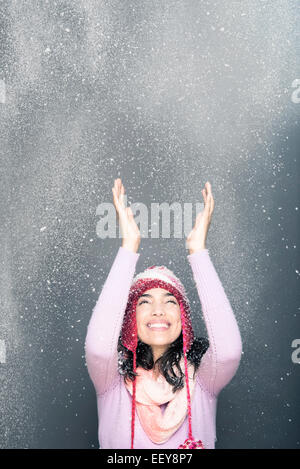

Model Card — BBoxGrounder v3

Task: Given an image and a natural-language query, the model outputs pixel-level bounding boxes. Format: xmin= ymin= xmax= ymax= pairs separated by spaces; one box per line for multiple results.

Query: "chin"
xmin=147 ymin=334 xmax=177 ymax=347
xmin=151 ymin=339 xmax=172 ymax=346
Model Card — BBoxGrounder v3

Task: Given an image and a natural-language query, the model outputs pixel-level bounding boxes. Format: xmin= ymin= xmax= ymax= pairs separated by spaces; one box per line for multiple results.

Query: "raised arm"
xmin=186 ymin=181 xmax=242 ymax=397
xmin=85 ymin=178 xmax=141 ymax=396
xmin=84 ymin=246 xmax=140 ymax=396
xmin=187 ymin=249 xmax=243 ymax=397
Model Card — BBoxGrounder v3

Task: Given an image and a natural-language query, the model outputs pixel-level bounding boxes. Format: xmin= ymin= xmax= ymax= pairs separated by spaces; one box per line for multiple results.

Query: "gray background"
xmin=0 ymin=0 xmax=299 ymax=449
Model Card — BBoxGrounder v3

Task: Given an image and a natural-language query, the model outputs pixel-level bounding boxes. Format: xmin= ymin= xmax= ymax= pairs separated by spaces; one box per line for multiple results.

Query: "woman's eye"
xmin=139 ymin=300 xmax=176 ymax=305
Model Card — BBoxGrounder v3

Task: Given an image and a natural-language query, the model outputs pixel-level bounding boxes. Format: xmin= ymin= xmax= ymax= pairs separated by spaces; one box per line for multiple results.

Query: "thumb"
xmin=127 ymin=206 xmax=134 ymax=217
xmin=195 ymin=211 xmax=203 ymax=228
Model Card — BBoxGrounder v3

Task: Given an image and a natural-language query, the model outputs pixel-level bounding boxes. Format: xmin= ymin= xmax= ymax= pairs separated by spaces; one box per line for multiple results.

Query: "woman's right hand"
xmin=112 ymin=178 xmax=141 ymax=253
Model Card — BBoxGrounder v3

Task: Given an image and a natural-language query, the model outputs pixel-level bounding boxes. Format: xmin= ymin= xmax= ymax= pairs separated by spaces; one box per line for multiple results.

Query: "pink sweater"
xmin=84 ymin=246 xmax=243 ymax=449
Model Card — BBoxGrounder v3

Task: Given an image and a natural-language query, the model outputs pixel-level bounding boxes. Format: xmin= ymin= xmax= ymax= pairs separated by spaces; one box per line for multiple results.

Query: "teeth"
xmin=148 ymin=323 xmax=169 ymax=328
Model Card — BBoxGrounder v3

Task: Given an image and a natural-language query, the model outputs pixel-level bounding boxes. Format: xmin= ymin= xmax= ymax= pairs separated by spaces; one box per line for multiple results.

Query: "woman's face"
xmin=136 ymin=288 xmax=182 ymax=352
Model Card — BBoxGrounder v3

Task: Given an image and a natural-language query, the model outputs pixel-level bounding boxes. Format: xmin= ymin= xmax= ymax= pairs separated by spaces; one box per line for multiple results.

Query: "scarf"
xmin=124 ymin=357 xmax=196 ymax=444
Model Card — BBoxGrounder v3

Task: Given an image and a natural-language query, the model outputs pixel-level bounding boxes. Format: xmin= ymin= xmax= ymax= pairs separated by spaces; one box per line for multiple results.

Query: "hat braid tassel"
xmin=180 ymin=302 xmax=193 ymax=440
xmin=178 ymin=302 xmax=205 ymax=450
xmin=130 ymin=349 xmax=137 ymax=449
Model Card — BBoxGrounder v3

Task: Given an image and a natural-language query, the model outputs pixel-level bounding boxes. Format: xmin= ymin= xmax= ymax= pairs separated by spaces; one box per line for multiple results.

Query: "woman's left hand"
xmin=186 ymin=181 xmax=215 ymax=254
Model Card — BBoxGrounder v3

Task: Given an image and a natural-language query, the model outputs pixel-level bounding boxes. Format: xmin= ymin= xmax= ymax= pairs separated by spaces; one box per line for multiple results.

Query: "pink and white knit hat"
xmin=120 ymin=265 xmax=205 ymax=450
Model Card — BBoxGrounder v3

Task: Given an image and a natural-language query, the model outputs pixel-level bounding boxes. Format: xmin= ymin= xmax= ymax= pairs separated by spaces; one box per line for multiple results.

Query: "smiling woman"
xmin=84 ymin=178 xmax=243 ymax=450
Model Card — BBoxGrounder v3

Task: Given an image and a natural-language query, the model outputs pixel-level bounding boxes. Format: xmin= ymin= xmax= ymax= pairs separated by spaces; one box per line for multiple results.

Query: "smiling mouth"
xmin=147 ymin=323 xmax=171 ymax=331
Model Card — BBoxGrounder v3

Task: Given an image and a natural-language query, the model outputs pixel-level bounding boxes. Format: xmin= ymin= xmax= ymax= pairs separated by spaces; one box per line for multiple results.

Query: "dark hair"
xmin=117 ymin=332 xmax=209 ymax=393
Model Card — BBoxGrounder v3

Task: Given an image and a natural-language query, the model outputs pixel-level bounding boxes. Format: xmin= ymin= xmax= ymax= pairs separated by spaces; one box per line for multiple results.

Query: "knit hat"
xmin=120 ymin=265 xmax=205 ymax=449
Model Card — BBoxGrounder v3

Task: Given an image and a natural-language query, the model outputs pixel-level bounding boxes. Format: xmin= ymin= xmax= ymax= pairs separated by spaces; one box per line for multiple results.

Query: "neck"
xmin=152 ymin=345 xmax=168 ymax=363
xmin=151 ymin=345 xmax=168 ymax=378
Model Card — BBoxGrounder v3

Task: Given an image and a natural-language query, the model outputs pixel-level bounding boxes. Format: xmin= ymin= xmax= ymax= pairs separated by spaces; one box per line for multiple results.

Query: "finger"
xmin=204 ymin=189 xmax=211 ymax=217
xmin=126 ymin=206 xmax=133 ymax=218
xmin=113 ymin=180 xmax=120 ymax=200
xmin=117 ymin=179 xmax=121 ymax=199
xmin=121 ymin=184 xmax=128 ymax=210
xmin=206 ymin=182 xmax=214 ymax=216
xmin=205 ymin=182 xmax=213 ymax=213
xmin=209 ymin=194 xmax=214 ymax=217
xmin=195 ymin=211 xmax=202 ymax=228
xmin=205 ymin=181 xmax=212 ymax=194
xmin=117 ymin=180 xmax=123 ymax=203
xmin=112 ymin=187 xmax=120 ymax=209
xmin=112 ymin=186 xmax=123 ymax=211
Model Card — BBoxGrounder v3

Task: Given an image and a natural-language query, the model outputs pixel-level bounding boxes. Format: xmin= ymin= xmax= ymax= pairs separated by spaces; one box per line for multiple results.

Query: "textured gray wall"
xmin=0 ymin=0 xmax=299 ymax=448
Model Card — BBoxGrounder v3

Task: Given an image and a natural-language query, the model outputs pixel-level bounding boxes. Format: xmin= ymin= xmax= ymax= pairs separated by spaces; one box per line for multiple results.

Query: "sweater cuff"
xmin=119 ymin=245 xmax=140 ymax=261
xmin=187 ymin=248 xmax=210 ymax=272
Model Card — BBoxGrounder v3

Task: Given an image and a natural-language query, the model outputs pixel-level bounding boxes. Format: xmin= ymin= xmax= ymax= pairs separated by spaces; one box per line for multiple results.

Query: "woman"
xmin=85 ymin=178 xmax=243 ymax=449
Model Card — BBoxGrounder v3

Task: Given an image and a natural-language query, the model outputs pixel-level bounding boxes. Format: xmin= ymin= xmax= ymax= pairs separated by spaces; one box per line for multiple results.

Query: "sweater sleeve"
xmin=84 ymin=246 xmax=140 ymax=396
xmin=187 ymin=249 xmax=243 ymax=398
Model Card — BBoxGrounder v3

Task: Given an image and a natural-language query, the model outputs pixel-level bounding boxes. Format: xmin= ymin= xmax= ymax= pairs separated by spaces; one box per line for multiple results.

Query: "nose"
xmin=151 ymin=308 xmax=165 ymax=316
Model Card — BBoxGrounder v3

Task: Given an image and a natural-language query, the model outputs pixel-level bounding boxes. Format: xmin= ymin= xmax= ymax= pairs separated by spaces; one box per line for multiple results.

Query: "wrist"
xmin=122 ymin=241 xmax=140 ymax=253
xmin=188 ymin=245 xmax=206 ymax=255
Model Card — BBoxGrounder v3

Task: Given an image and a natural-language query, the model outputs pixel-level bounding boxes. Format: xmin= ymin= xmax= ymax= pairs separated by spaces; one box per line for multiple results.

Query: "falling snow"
xmin=0 ymin=0 xmax=299 ymax=450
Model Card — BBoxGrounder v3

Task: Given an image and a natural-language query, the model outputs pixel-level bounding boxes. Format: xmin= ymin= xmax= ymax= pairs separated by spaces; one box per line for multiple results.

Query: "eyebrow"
xmin=139 ymin=292 xmax=176 ymax=299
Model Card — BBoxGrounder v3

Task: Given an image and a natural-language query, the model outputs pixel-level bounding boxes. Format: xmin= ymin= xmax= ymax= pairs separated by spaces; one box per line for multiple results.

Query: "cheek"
xmin=136 ymin=310 xmax=146 ymax=331
xmin=176 ymin=318 xmax=182 ymax=332
xmin=173 ymin=308 xmax=182 ymax=324
xmin=136 ymin=311 xmax=150 ymax=342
